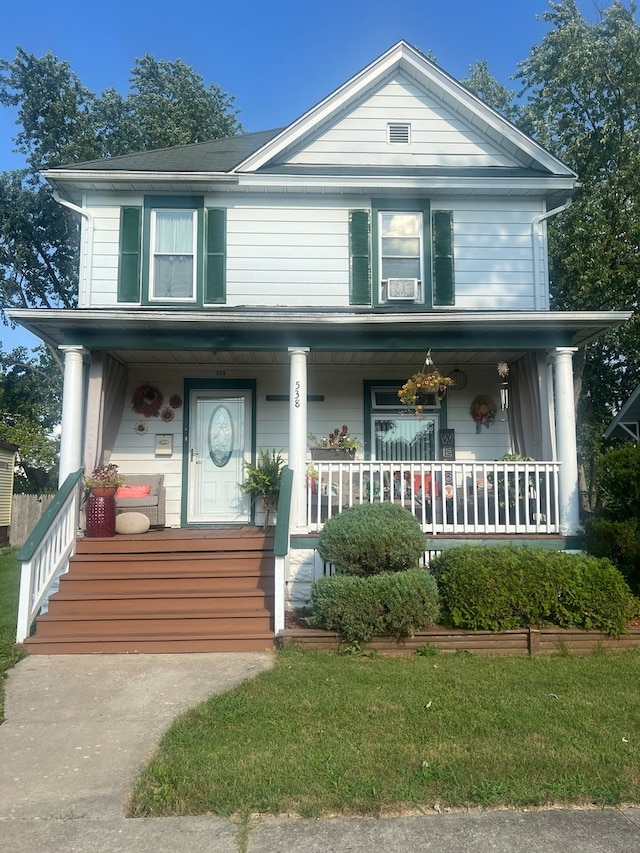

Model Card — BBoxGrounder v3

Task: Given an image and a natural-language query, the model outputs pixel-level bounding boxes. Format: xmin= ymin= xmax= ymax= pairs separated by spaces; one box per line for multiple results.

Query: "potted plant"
xmin=240 ymin=449 xmax=285 ymax=529
xmin=308 ymin=425 xmax=361 ymax=460
xmin=398 ymin=369 xmax=455 ymax=415
xmin=84 ymin=463 xmax=125 ymax=497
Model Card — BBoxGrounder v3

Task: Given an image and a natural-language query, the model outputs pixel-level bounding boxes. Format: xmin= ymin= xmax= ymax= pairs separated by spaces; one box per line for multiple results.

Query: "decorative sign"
xmin=208 ymin=405 xmax=234 ymax=467
xmin=439 ymin=429 xmax=455 ymax=461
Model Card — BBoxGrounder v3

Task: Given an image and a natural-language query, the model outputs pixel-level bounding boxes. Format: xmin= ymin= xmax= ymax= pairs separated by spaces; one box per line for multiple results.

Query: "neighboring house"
xmin=0 ymin=441 xmax=17 ymax=544
xmin=604 ymin=385 xmax=640 ymax=443
xmin=10 ymin=42 xmax=630 ymax=643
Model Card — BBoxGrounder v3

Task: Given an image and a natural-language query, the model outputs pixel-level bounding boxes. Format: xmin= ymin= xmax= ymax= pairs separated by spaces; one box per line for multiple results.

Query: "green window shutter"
xmin=349 ymin=210 xmax=371 ymax=305
xmin=118 ymin=207 xmax=142 ymax=303
xmin=432 ymin=211 xmax=454 ymax=306
xmin=205 ymin=208 xmax=226 ymax=304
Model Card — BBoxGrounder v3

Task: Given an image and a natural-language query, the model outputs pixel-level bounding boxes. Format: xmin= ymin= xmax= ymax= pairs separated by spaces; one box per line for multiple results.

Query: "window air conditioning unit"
xmin=387 ymin=278 xmax=419 ymax=301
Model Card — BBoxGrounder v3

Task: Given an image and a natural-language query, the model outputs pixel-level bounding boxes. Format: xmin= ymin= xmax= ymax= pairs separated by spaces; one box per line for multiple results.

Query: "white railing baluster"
xmin=306 ymin=460 xmax=561 ymax=536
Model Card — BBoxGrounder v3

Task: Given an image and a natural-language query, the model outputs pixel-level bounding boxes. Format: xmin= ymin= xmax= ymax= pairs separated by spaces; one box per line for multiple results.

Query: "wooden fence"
xmin=10 ymin=494 xmax=55 ymax=548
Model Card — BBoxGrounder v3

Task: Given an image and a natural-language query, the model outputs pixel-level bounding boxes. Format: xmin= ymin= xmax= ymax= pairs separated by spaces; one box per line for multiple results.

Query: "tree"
xmin=516 ymin=0 xmax=640 ymax=510
xmin=0 ymin=49 xmax=242 ymax=322
xmin=460 ymin=59 xmax=522 ymax=124
xmin=0 ymin=345 xmax=62 ymax=492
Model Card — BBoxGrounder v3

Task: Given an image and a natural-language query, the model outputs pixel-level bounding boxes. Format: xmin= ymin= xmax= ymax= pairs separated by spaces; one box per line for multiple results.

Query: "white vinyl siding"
xmin=226 ymin=202 xmax=349 ymax=306
xmin=285 ymin=73 xmax=521 ymax=169
xmin=82 ymin=194 xmax=544 ymax=311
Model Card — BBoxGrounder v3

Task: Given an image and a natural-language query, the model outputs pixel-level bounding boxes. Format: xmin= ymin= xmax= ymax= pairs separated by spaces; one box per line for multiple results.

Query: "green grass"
xmin=130 ymin=645 xmax=640 ymax=818
xmin=0 ymin=548 xmax=25 ymax=723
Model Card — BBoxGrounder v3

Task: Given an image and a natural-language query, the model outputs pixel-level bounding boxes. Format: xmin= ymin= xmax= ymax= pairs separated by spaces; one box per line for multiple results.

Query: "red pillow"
xmin=116 ymin=483 xmax=152 ymax=498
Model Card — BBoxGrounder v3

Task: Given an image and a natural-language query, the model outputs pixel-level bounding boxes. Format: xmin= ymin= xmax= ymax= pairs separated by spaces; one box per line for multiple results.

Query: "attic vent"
xmin=387 ymin=122 xmax=411 ymax=144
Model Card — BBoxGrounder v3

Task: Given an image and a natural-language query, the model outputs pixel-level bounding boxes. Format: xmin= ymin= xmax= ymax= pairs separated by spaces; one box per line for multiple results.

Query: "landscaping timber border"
xmin=277 ymin=625 xmax=640 ymax=655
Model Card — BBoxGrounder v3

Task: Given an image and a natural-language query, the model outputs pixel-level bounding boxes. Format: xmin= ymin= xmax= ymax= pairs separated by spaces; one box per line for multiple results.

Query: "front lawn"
xmin=129 ymin=645 xmax=640 ymax=818
xmin=0 ymin=548 xmax=25 ymax=723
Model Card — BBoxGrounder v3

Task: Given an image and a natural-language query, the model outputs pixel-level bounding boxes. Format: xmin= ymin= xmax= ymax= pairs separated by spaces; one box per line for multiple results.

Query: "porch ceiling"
xmin=8 ymin=307 xmax=630 ymax=363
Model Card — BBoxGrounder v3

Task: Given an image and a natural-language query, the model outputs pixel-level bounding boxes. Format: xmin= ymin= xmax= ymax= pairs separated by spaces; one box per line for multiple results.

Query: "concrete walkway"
xmin=1 ymin=653 xmax=639 ymax=852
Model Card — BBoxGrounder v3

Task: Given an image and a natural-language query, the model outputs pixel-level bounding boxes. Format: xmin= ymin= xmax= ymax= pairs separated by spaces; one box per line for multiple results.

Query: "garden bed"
xmin=278 ymin=622 xmax=640 ymax=656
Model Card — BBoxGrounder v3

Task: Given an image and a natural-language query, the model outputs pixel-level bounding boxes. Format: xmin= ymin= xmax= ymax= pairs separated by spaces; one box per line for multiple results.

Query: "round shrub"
xmin=317 ymin=502 xmax=425 ymax=576
xmin=307 ymin=569 xmax=440 ymax=644
xmin=429 ymin=545 xmax=638 ymax=635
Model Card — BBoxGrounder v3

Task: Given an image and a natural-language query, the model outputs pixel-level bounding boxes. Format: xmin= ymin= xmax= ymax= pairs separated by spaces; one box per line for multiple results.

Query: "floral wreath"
xmin=132 ymin=383 xmax=163 ymax=418
xmin=470 ymin=395 xmax=497 ymax=430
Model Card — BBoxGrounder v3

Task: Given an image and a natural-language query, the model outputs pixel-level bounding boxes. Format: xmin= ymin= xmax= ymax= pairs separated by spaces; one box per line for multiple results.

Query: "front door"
xmin=186 ymin=388 xmax=253 ymax=523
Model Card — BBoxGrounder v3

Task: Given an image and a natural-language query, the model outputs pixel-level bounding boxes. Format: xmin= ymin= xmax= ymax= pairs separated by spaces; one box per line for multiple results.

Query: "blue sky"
xmin=0 ymin=0 xmax=620 ymax=352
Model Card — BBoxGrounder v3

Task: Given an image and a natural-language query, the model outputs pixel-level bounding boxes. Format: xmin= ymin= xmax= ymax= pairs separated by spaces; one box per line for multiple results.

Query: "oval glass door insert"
xmin=208 ymin=405 xmax=234 ymax=467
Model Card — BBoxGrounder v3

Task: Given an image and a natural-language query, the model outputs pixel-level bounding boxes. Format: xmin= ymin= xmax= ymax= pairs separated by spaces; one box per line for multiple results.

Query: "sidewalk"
xmin=0 ymin=653 xmax=639 ymax=852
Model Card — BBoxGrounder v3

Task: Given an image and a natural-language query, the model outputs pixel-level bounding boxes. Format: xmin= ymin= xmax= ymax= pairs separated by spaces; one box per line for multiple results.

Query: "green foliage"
xmin=597 ymin=442 xmax=640 ymax=519
xmin=581 ymin=444 xmax=640 ymax=590
xmin=429 ymin=545 xmax=638 ymax=634
xmin=307 ymin=570 xmax=440 ymax=644
xmin=0 ymin=549 xmax=25 ymax=723
xmin=582 ymin=517 xmax=640 ymax=592
xmin=317 ymin=502 xmax=425 ymax=577
xmin=516 ymin=1 xmax=640 ymax=502
xmin=0 ymin=48 xmax=242 ymax=321
xmin=240 ymin=449 xmax=284 ymax=528
xmin=0 ymin=345 xmax=62 ymax=492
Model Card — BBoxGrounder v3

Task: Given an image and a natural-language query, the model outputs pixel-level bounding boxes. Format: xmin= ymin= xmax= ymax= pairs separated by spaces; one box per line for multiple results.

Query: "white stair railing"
xmin=16 ymin=469 xmax=83 ymax=643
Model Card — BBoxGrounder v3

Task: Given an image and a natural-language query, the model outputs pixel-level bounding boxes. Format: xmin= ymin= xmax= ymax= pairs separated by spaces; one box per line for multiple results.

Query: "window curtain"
xmin=83 ymin=353 xmax=129 ymax=474
xmin=507 ymin=353 xmax=552 ymax=460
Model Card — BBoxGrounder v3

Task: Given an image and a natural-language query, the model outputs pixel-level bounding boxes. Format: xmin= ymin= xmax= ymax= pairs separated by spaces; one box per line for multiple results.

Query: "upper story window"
xmin=150 ymin=209 xmax=197 ymax=301
xmin=348 ymin=200 xmax=454 ymax=308
xmin=117 ymin=197 xmax=226 ymax=307
xmin=379 ymin=212 xmax=423 ymax=303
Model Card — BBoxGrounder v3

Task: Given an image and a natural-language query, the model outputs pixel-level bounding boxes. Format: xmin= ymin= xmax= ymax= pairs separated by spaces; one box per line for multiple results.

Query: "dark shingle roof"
xmin=62 ymin=128 xmax=284 ymax=173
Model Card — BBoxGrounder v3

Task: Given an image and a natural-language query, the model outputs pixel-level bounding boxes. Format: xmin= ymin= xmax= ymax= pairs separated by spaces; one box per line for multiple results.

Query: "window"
xmin=150 ymin=210 xmax=197 ymax=301
xmin=366 ymin=383 xmax=442 ymax=462
xmin=349 ymin=203 xmax=454 ymax=308
xmin=379 ymin=212 xmax=423 ymax=303
xmin=372 ymin=417 xmax=437 ymax=461
xmin=117 ymin=197 xmax=226 ymax=306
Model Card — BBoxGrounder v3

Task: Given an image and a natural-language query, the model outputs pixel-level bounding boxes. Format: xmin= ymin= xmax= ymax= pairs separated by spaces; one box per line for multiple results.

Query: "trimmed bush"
xmin=429 ymin=545 xmax=638 ymax=635
xmin=307 ymin=570 xmax=440 ymax=644
xmin=317 ymin=502 xmax=425 ymax=577
xmin=582 ymin=517 xmax=640 ymax=592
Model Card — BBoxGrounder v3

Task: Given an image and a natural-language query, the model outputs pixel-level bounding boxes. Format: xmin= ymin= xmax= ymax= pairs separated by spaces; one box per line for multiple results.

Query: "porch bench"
xmin=115 ymin=474 xmax=166 ymax=528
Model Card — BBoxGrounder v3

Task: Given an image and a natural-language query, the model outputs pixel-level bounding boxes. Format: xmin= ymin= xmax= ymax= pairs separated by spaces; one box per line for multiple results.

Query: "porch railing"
xmin=306 ymin=460 xmax=560 ymax=535
xmin=15 ymin=469 xmax=83 ymax=643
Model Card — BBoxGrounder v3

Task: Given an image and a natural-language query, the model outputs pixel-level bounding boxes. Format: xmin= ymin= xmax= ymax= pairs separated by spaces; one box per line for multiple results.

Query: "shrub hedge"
xmin=429 ymin=545 xmax=638 ymax=635
xmin=307 ymin=569 xmax=440 ymax=644
xmin=317 ymin=502 xmax=425 ymax=577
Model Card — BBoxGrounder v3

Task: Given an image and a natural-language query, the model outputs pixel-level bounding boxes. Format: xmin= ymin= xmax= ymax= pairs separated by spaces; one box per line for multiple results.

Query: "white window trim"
xmin=149 ymin=208 xmax=198 ymax=303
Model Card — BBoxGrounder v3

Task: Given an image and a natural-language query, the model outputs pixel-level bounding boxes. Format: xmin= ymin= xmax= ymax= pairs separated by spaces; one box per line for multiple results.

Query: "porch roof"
xmin=9 ymin=308 xmax=629 ymax=358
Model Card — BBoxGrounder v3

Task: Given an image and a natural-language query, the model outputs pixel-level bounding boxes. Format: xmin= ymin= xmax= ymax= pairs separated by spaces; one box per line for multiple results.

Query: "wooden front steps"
xmin=25 ymin=528 xmax=276 ymax=654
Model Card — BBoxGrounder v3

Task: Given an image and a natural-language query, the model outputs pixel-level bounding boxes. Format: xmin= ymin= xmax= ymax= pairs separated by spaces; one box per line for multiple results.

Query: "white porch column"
xmin=58 ymin=346 xmax=88 ymax=487
xmin=288 ymin=347 xmax=309 ymax=529
xmin=550 ymin=347 xmax=580 ymax=534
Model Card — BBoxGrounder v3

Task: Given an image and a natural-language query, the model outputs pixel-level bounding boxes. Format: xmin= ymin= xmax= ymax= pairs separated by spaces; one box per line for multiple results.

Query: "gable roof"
xmin=57 ymin=128 xmax=284 ymax=174
xmin=43 ymin=41 xmax=576 ymax=200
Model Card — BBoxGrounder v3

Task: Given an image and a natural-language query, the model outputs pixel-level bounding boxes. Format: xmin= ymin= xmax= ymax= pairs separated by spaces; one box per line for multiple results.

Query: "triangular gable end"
xmin=235 ymin=41 xmax=576 ymax=178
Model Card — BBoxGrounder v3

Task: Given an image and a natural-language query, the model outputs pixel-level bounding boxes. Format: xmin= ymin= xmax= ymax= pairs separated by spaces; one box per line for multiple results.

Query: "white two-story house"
xmin=11 ymin=42 xmax=629 ymax=652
